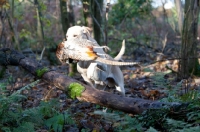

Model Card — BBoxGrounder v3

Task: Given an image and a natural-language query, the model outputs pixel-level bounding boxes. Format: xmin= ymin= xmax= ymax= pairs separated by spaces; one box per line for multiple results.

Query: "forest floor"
xmin=1 ymin=43 xmax=200 ymax=131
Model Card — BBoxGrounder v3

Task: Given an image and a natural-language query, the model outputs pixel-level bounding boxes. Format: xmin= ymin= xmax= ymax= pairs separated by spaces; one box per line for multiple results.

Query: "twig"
xmin=161 ymin=32 xmax=168 ymax=53
xmin=119 ymin=12 xmax=130 ymax=28
xmin=108 ymin=37 xmax=159 ymax=52
xmin=143 ymin=56 xmax=200 ymax=69
xmin=135 ymin=18 xmax=147 ymax=37
xmin=39 ymin=46 xmax=46 ymax=61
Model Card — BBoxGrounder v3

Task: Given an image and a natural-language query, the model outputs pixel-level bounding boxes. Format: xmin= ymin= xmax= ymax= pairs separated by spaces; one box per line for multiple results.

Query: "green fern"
xmin=22 ymin=106 xmax=44 ymax=125
xmin=45 ymin=114 xmax=64 ymax=132
xmin=166 ymin=118 xmax=192 ymax=129
xmin=146 ymin=127 xmax=158 ymax=132
xmin=12 ymin=122 xmax=35 ymax=132
xmin=187 ymin=112 xmax=200 ymax=123
xmin=13 ymin=80 xmax=40 ymax=95
xmin=117 ymin=115 xmax=143 ymax=132
xmin=177 ymin=126 xmax=200 ymax=132
xmin=166 ymin=118 xmax=200 ymax=131
xmin=94 ymin=110 xmax=121 ymax=122
xmin=151 ymin=71 xmax=171 ymax=88
xmin=45 ymin=112 xmax=75 ymax=132
xmin=180 ymin=90 xmax=200 ymax=102
xmin=0 ymin=80 xmax=76 ymax=131
xmin=95 ymin=110 xmax=144 ymax=131
xmin=39 ymin=98 xmax=61 ymax=117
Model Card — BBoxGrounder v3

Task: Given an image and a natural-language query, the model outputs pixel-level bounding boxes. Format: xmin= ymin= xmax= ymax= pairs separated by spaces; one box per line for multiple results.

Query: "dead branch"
xmin=0 ymin=48 xmax=182 ymax=114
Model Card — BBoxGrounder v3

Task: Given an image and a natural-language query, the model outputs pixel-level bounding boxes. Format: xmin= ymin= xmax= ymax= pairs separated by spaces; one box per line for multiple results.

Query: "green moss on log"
xmin=68 ymin=83 xmax=85 ymax=99
xmin=36 ymin=67 xmax=49 ymax=78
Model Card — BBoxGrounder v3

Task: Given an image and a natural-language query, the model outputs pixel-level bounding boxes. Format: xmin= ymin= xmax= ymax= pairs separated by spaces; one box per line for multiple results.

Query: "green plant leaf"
xmin=45 ymin=114 xmax=64 ymax=132
xmin=146 ymin=127 xmax=158 ymax=132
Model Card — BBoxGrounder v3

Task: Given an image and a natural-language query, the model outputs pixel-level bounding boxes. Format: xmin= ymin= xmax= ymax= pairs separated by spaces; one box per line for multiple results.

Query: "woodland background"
xmin=1 ymin=0 xmax=200 ymax=131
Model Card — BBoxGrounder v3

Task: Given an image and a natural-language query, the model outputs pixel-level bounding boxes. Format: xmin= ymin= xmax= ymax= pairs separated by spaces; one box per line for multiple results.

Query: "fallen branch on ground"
xmin=0 ymin=48 xmax=182 ymax=114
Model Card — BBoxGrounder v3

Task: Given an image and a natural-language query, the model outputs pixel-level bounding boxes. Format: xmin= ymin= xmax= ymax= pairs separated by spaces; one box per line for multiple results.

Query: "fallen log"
xmin=0 ymin=48 xmax=181 ymax=114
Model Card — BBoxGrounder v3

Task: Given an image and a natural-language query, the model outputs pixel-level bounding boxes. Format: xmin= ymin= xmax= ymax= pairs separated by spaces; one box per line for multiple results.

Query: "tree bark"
xmin=91 ymin=0 xmax=103 ymax=44
xmin=174 ymin=0 xmax=183 ymax=35
xmin=66 ymin=0 xmax=76 ymax=76
xmin=66 ymin=0 xmax=75 ymax=27
xmin=7 ymin=0 xmax=20 ymax=51
xmin=104 ymin=0 xmax=110 ymax=45
xmin=34 ymin=0 xmax=45 ymax=60
xmin=82 ymin=0 xmax=93 ymax=31
xmin=34 ymin=0 xmax=44 ymax=45
xmin=0 ymin=48 xmax=182 ymax=114
xmin=60 ymin=0 xmax=69 ymax=35
xmin=178 ymin=0 xmax=200 ymax=79
xmin=60 ymin=0 xmax=76 ymax=76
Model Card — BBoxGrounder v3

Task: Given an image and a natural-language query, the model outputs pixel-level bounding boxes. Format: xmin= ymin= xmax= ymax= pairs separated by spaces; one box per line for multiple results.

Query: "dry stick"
xmin=108 ymin=37 xmax=160 ymax=52
xmin=39 ymin=47 xmax=45 ymax=61
xmin=161 ymin=32 xmax=168 ymax=53
xmin=142 ymin=55 xmax=200 ymax=68
xmin=0 ymin=48 xmax=182 ymax=114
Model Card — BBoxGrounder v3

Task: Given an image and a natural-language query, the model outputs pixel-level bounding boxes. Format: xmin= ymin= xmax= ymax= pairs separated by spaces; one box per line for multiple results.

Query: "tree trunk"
xmin=60 ymin=0 xmax=76 ymax=76
xmin=82 ymin=0 xmax=93 ymax=31
xmin=66 ymin=0 xmax=76 ymax=76
xmin=34 ymin=0 xmax=45 ymax=60
xmin=7 ymin=0 xmax=20 ymax=50
xmin=67 ymin=0 xmax=75 ymax=27
xmin=0 ymin=48 xmax=182 ymax=114
xmin=174 ymin=0 xmax=183 ymax=35
xmin=60 ymin=0 xmax=69 ymax=35
xmin=91 ymin=0 xmax=103 ymax=44
xmin=104 ymin=0 xmax=110 ymax=45
xmin=178 ymin=0 xmax=200 ymax=79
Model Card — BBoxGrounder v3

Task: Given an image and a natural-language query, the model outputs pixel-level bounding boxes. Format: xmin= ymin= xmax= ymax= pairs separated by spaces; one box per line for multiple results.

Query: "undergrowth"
xmin=0 ymin=81 xmax=75 ymax=132
xmin=118 ymin=71 xmax=200 ymax=131
xmin=94 ymin=71 xmax=200 ymax=131
xmin=1 ymin=70 xmax=200 ymax=131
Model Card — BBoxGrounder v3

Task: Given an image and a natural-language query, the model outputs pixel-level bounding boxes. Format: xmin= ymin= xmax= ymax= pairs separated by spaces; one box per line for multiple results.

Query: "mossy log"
xmin=0 ymin=48 xmax=181 ymax=114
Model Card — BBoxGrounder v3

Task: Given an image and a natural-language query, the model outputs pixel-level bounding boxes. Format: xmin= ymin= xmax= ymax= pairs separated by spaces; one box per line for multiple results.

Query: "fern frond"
xmin=12 ymin=122 xmax=35 ymax=132
xmin=12 ymin=79 xmax=40 ymax=95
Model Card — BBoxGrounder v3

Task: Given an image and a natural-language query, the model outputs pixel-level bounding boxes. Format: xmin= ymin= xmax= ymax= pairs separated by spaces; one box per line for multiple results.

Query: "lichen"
xmin=67 ymin=83 xmax=85 ymax=99
xmin=36 ymin=67 xmax=49 ymax=78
